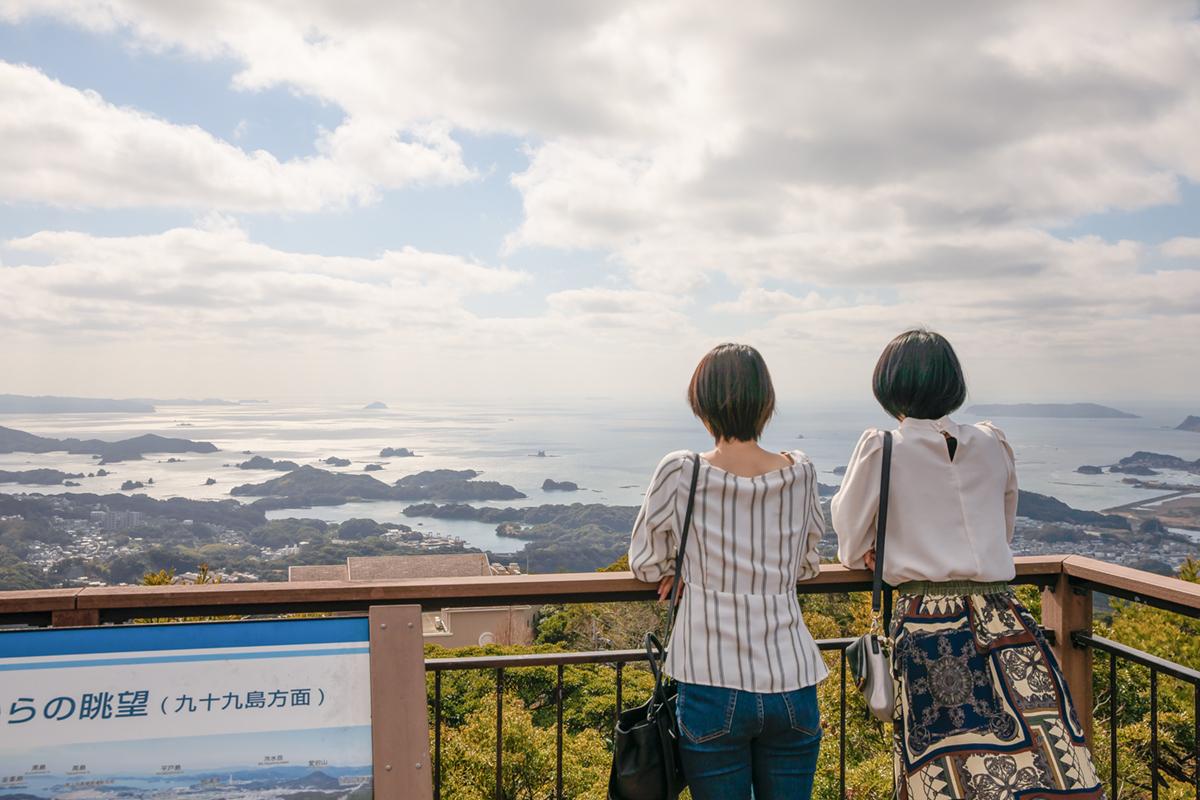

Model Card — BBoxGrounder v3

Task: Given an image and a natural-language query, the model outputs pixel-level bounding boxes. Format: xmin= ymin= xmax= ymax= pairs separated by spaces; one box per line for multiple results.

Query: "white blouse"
xmin=831 ymin=416 xmax=1018 ymax=586
xmin=628 ymin=450 xmax=828 ymax=693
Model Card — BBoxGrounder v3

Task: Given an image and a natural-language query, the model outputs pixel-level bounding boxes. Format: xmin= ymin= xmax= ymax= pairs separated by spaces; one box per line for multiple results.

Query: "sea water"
xmin=1 ymin=401 xmax=1198 ymax=551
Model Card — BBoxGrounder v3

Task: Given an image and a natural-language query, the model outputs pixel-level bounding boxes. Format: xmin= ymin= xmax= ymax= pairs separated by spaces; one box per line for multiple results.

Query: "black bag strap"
xmin=644 ymin=453 xmax=701 ymax=705
xmin=665 ymin=453 xmax=703 ymax=642
xmin=871 ymin=431 xmax=893 ymax=623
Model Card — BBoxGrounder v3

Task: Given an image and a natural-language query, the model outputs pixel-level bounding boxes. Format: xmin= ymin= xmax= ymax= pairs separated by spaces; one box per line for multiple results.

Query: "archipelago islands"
xmin=0 ymin=420 xmax=1196 ymax=589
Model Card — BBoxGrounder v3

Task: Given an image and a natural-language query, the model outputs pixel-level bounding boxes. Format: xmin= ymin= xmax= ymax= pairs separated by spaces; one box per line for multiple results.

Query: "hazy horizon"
xmin=1 ymin=2 xmax=1197 ymax=404
xmin=0 ymin=392 xmax=1196 ymax=418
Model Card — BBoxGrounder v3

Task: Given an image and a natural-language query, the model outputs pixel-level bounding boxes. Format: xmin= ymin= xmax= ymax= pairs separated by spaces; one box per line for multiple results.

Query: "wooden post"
xmin=1042 ymin=572 xmax=1094 ymax=744
xmin=50 ymin=609 xmax=99 ymax=627
xmin=369 ymin=604 xmax=433 ymax=800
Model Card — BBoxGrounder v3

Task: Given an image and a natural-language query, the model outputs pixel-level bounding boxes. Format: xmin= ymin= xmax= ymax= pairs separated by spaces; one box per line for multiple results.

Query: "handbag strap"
xmin=664 ymin=453 xmax=703 ymax=641
xmin=870 ymin=431 xmax=893 ymax=619
xmin=645 ymin=453 xmax=702 ymax=702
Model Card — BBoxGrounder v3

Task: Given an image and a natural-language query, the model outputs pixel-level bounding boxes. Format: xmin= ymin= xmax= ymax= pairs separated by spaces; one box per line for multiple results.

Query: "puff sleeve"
xmin=831 ymin=429 xmax=885 ymax=570
xmin=978 ymin=421 xmax=1019 ymax=542
xmin=628 ymin=451 xmax=689 ymax=582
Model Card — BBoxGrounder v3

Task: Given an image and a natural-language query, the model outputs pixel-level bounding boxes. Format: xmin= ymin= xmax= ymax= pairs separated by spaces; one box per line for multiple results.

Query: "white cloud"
xmin=0 ymin=222 xmax=527 ymax=340
xmin=0 ymin=61 xmax=472 ymax=210
xmin=0 ymin=0 xmax=1197 ymax=400
xmin=4 ymin=2 xmax=1198 ymax=245
xmin=713 ymin=288 xmax=842 ymax=315
xmin=1161 ymin=237 xmax=1200 ymax=260
xmin=544 ymin=287 xmax=690 ymax=332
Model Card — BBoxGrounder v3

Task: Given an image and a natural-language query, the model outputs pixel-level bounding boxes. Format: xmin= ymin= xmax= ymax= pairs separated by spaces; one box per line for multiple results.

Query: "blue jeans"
xmin=676 ymin=681 xmax=821 ymax=800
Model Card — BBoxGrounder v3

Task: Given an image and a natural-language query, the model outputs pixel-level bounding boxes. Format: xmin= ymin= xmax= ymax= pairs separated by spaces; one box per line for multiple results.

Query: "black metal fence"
xmin=426 ymin=638 xmax=857 ymax=800
xmin=426 ymin=631 xmax=1200 ymax=800
xmin=1074 ymin=633 xmax=1200 ymax=800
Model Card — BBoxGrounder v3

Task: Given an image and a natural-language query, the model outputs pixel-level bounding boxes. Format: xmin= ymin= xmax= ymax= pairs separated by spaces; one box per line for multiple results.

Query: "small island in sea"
xmin=1103 ymin=452 xmax=1200 ymax=476
xmin=0 ymin=468 xmax=84 ymax=486
xmin=1176 ymin=415 xmax=1200 ymax=433
xmin=231 ymin=466 xmax=527 ymax=507
xmin=967 ymin=403 xmax=1138 ymax=419
xmin=238 ymin=455 xmax=300 ymax=471
xmin=543 ymin=479 xmax=580 ymax=492
xmin=363 ymin=401 xmax=388 ymax=410
xmin=0 ymin=425 xmax=218 ymax=464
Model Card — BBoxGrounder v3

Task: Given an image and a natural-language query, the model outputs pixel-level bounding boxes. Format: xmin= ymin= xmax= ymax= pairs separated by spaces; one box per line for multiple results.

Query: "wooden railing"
xmin=3 ymin=554 xmax=1199 ymax=798
xmin=0 ymin=555 xmax=1066 ymax=626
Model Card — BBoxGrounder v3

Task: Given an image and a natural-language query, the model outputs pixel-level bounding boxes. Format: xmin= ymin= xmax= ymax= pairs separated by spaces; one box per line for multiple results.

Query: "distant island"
xmin=0 ymin=394 xmax=250 ymax=413
xmin=364 ymin=401 xmax=388 ymax=410
xmin=0 ymin=468 xmax=84 ymax=486
xmin=967 ymin=403 xmax=1138 ymax=419
xmin=379 ymin=447 xmax=416 ymax=458
xmin=1176 ymin=416 xmax=1200 ymax=433
xmin=237 ymin=455 xmax=299 ymax=471
xmin=0 ymin=394 xmax=155 ymax=413
xmin=543 ymin=479 xmax=580 ymax=492
xmin=143 ymin=398 xmax=240 ymax=406
xmin=231 ymin=466 xmax=527 ymax=507
xmin=0 ymin=425 xmax=218 ymax=464
xmin=1102 ymin=452 xmax=1200 ymax=477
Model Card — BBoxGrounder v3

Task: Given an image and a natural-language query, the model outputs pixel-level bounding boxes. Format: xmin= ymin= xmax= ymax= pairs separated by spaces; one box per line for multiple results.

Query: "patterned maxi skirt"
xmin=890 ymin=581 xmax=1105 ymax=799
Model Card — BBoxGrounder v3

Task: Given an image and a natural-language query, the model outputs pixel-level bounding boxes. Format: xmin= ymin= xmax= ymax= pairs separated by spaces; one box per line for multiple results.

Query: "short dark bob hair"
xmin=688 ymin=343 xmax=776 ymax=442
xmin=872 ymin=329 xmax=967 ymax=420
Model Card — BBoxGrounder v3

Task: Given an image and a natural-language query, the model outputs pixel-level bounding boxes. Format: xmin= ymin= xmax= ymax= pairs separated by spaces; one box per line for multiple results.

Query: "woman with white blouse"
xmin=629 ymin=343 xmax=826 ymax=800
xmin=832 ymin=329 xmax=1103 ymax=800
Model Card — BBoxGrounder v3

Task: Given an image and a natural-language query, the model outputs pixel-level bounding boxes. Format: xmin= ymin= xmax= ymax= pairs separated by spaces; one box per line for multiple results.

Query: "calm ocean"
xmin=1 ymin=402 xmax=1198 ymax=552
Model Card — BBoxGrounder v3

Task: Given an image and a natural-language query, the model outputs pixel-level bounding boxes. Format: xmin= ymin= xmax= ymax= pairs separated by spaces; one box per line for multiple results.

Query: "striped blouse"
xmin=628 ymin=449 xmax=829 ymax=693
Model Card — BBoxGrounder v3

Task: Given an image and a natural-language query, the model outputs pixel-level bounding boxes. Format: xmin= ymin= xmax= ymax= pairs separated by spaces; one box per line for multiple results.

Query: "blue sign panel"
xmin=0 ymin=617 xmax=373 ymax=798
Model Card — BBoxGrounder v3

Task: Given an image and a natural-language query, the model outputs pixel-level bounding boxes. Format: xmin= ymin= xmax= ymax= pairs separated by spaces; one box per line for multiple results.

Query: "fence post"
xmin=1042 ymin=571 xmax=1094 ymax=745
xmin=370 ymin=604 xmax=433 ymax=799
xmin=51 ymin=609 xmax=99 ymax=627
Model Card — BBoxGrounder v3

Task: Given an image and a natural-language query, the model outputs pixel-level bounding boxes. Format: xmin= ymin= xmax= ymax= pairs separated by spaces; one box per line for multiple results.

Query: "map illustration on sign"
xmin=0 ymin=617 xmax=373 ymax=798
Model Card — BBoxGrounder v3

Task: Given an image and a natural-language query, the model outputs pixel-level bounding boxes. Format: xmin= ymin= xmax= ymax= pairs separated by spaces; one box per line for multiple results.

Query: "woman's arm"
xmin=796 ymin=458 xmax=826 ymax=581
xmin=831 ymin=429 xmax=885 ymax=570
xmin=628 ymin=452 xmax=687 ymax=582
xmin=979 ymin=421 xmax=1019 ymax=542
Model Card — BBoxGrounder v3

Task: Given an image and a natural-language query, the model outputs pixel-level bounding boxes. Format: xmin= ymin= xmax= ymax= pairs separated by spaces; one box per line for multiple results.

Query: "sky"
xmin=0 ymin=1 xmax=1197 ymax=406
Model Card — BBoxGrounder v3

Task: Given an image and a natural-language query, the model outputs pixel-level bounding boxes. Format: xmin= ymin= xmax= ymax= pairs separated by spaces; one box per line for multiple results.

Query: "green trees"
xmin=427 ymin=562 xmax=1200 ymax=799
xmin=439 ymin=698 xmax=609 ymax=800
xmin=427 ymin=642 xmax=652 ymax=799
xmin=1090 ymin=558 xmax=1199 ymax=799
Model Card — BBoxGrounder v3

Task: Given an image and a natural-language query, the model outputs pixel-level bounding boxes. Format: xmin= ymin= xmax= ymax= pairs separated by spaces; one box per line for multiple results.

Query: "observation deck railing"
xmin=1 ymin=554 xmax=1197 ymax=798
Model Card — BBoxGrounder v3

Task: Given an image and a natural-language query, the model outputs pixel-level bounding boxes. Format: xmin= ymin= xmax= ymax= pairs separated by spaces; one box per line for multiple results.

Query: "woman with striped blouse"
xmin=629 ymin=343 xmax=826 ymax=800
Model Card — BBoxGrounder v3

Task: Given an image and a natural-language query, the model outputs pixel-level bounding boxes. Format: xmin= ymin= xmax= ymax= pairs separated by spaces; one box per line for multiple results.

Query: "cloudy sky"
xmin=1 ymin=1 xmax=1197 ymax=406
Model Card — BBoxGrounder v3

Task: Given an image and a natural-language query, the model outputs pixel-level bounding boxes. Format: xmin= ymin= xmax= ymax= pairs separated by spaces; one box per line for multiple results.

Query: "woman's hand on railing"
xmin=657 ymin=575 xmax=679 ymax=603
xmin=864 ymin=548 xmax=876 ymax=571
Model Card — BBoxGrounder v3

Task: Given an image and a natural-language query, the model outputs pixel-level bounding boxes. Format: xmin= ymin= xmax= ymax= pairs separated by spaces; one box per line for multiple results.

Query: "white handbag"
xmin=846 ymin=430 xmax=895 ymax=723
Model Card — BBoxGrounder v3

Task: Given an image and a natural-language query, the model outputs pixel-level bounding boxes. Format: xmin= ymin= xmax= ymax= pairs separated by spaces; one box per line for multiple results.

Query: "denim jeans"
xmin=676 ymin=681 xmax=821 ymax=800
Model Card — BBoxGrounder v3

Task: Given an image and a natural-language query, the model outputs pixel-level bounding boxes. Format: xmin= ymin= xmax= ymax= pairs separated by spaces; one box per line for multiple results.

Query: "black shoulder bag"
xmin=609 ymin=453 xmax=701 ymax=800
xmin=846 ymin=430 xmax=895 ymax=723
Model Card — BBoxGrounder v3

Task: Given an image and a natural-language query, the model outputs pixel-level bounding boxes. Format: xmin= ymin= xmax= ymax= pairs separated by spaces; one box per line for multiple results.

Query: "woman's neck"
xmin=703 ymin=438 xmax=792 ymax=478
